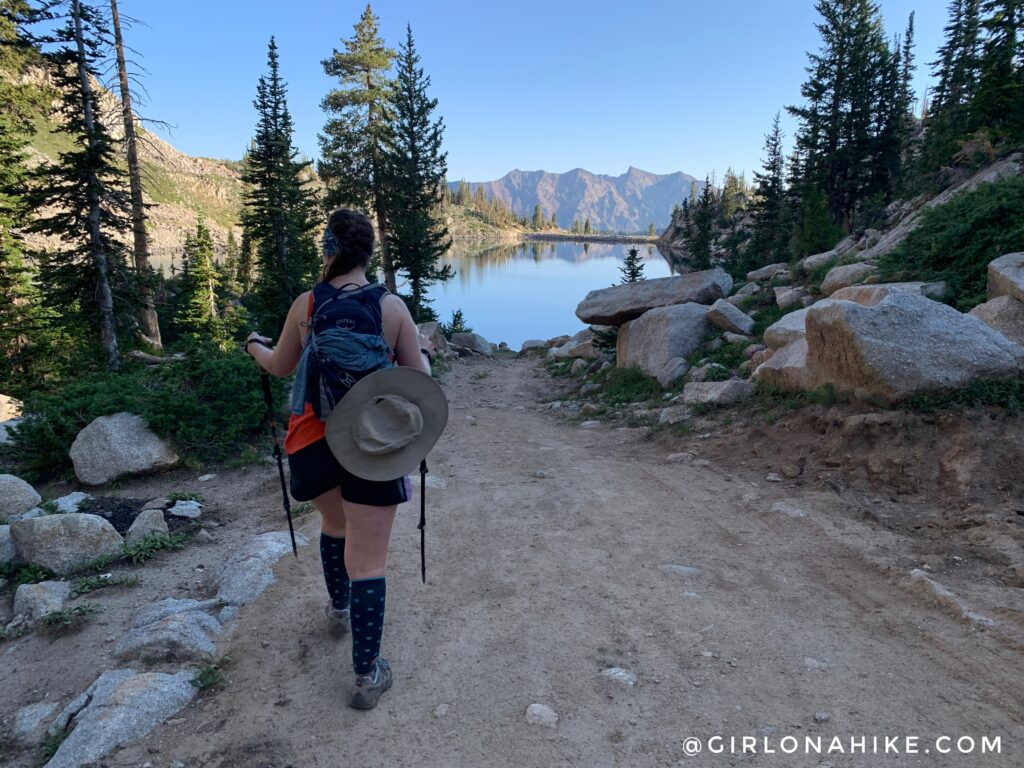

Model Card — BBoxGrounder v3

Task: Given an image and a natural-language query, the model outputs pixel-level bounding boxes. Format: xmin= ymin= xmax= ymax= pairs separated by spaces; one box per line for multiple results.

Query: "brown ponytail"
xmin=320 ymin=208 xmax=375 ymax=283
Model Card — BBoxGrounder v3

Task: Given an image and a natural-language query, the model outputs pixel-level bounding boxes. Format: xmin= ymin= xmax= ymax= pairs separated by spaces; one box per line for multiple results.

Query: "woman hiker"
xmin=244 ymin=207 xmax=445 ymax=710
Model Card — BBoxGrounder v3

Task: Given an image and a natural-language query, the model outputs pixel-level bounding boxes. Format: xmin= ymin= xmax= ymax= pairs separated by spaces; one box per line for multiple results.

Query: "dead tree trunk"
xmin=72 ymin=0 xmax=119 ymax=371
xmin=110 ymin=0 xmax=161 ymax=349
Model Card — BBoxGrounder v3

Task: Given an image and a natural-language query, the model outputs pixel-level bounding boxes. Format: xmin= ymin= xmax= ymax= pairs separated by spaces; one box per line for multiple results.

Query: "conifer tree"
xmin=29 ymin=0 xmax=134 ymax=371
xmin=648 ymin=222 xmax=657 ymax=237
xmin=531 ymin=203 xmax=543 ymax=229
xmin=686 ymin=176 xmax=716 ymax=269
xmin=0 ymin=0 xmax=52 ymax=389
xmin=319 ymin=4 xmax=396 ymax=289
xmin=748 ymin=113 xmax=790 ymax=269
xmin=972 ymin=0 xmax=1022 ymax=140
xmin=572 ymin=219 xmax=581 ymax=233
xmin=176 ymin=218 xmax=221 ymax=341
xmin=583 ymin=217 xmax=592 ymax=234
xmin=382 ymin=25 xmax=452 ymax=321
xmin=619 ymin=247 xmax=645 ymax=283
xmin=242 ymin=38 xmax=320 ymax=333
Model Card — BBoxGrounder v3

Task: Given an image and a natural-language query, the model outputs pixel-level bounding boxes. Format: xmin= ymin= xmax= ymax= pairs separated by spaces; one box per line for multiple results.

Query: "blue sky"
xmin=125 ymin=0 xmax=945 ymax=183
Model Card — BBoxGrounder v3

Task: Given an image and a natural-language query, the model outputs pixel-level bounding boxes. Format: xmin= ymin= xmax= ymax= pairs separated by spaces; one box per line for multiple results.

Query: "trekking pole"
xmin=419 ymin=458 xmax=428 ymax=584
xmin=251 ymin=339 xmax=298 ymax=558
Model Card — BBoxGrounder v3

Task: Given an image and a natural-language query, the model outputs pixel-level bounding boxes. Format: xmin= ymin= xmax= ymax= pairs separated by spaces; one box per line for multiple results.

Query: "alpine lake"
xmin=428 ymin=240 xmax=679 ymax=350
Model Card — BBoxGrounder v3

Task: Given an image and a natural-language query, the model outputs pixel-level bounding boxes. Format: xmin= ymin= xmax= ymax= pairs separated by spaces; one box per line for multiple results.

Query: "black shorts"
xmin=287 ymin=438 xmax=412 ymax=507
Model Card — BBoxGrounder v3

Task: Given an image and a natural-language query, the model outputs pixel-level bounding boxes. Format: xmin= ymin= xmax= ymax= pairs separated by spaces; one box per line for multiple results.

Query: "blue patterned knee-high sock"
xmin=350 ymin=577 xmax=386 ymax=675
xmin=319 ymin=533 xmax=350 ymax=611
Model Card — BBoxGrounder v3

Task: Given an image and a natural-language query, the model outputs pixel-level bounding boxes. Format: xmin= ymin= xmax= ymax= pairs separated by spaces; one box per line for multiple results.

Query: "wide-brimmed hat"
xmin=325 ymin=368 xmax=448 ymax=481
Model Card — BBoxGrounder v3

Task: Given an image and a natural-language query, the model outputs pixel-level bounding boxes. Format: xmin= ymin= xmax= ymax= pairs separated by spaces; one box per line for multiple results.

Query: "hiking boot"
xmin=350 ymin=658 xmax=392 ymax=710
xmin=325 ymin=602 xmax=350 ymax=639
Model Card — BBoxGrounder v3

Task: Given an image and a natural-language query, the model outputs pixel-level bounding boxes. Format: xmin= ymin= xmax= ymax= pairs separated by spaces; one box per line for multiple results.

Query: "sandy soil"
xmin=5 ymin=354 xmax=1024 ymax=767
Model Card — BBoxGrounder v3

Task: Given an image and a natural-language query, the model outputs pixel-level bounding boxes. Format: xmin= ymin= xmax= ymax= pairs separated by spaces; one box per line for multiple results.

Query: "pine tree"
xmin=109 ymin=0 xmax=160 ymax=349
xmin=531 ymin=203 xmax=543 ymax=229
xmin=923 ymin=0 xmax=983 ymax=170
xmin=619 ymin=247 xmax=645 ymax=283
xmin=572 ymin=219 xmax=581 ymax=233
xmin=219 ymin=229 xmax=242 ymax=297
xmin=242 ymin=38 xmax=320 ymax=333
xmin=456 ymin=179 xmax=470 ymax=205
xmin=583 ymin=217 xmax=592 ymax=234
xmin=648 ymin=222 xmax=657 ymax=236
xmin=28 ymin=0 xmax=134 ymax=371
xmin=319 ymin=4 xmax=396 ymax=289
xmin=686 ymin=176 xmax=716 ymax=269
xmin=972 ymin=0 xmax=1022 ymax=139
xmin=748 ymin=112 xmax=790 ymax=269
xmin=382 ymin=25 xmax=452 ymax=322
xmin=176 ymin=218 xmax=221 ymax=341
xmin=0 ymin=0 xmax=53 ymax=389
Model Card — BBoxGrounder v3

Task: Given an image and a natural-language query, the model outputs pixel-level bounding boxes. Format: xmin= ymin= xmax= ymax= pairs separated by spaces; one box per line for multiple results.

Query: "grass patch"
xmin=292 ymin=501 xmax=316 ymax=517
xmin=39 ymin=603 xmax=102 ymax=636
xmin=544 ymin=359 xmax=576 ymax=378
xmin=0 ymin=562 xmax=54 ymax=591
xmin=168 ymin=491 xmax=204 ymax=503
xmin=903 ymin=378 xmax=1024 ymax=414
xmin=70 ymin=573 xmax=140 ymax=598
xmin=601 ymin=366 xmax=662 ymax=405
xmin=191 ymin=657 xmax=229 ymax=690
xmin=878 ymin=175 xmax=1024 ymax=311
xmin=83 ymin=529 xmax=194 ymax=573
xmin=41 ymin=727 xmax=68 ymax=763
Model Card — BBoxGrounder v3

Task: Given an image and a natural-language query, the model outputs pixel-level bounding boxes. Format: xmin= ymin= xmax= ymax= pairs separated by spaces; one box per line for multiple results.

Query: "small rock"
xmin=570 ymin=358 xmax=589 ymax=377
xmin=434 ymin=704 xmax=449 ymax=718
xmin=126 ymin=508 xmax=169 ymax=545
xmin=658 ymin=406 xmax=690 ymax=425
xmin=194 ymin=529 xmax=215 ymax=545
xmin=168 ymin=500 xmax=202 ymax=519
xmin=659 ymin=564 xmax=700 ymax=577
xmin=525 ymin=703 xmax=558 ymax=728
xmin=772 ymin=502 xmax=809 ymax=518
xmin=142 ymin=498 xmax=170 ymax=511
xmin=666 ymin=452 xmax=696 ymax=463
xmin=6 ymin=507 xmax=43 ymax=522
xmin=532 ymin=470 xmax=554 ymax=479
xmin=14 ymin=580 xmax=71 ymax=621
xmin=52 ymin=492 xmax=91 ymax=515
xmin=425 ymin=474 xmax=449 ymax=490
xmin=804 ymin=657 xmax=832 ymax=671
xmin=692 ymin=459 xmax=712 ymax=468
xmin=780 ymin=463 xmax=801 ymax=479
xmin=580 ymin=420 xmax=601 ymax=429
xmin=757 ymin=725 xmax=778 ymax=737
xmin=0 ymin=474 xmax=42 ymax=520
xmin=682 ymin=380 xmax=756 ymax=406
xmin=601 ymin=667 xmax=638 ymax=686
xmin=814 ymin=712 xmax=831 ymax=723
xmin=14 ymin=701 xmax=59 ymax=745
xmin=115 ymin=610 xmax=221 ymax=663
xmin=197 ymin=474 xmax=216 ymax=482
xmin=766 ymin=473 xmax=783 ymax=483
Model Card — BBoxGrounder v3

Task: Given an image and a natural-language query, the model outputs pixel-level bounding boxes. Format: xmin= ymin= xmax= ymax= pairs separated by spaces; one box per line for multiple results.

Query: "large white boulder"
xmin=830 ymin=281 xmax=946 ymax=306
xmin=805 ymin=292 xmax=1024 ymax=401
xmin=450 ymin=332 xmax=493 ymax=358
xmin=762 ymin=300 xmax=844 ymax=349
xmin=706 ymin=299 xmax=755 ymax=335
xmin=969 ymin=295 xmax=1024 ymax=346
xmin=753 ymin=339 xmax=824 ymax=391
xmin=0 ymin=394 xmax=21 ymax=421
xmin=616 ymin=303 xmax=710 ymax=379
xmin=416 ymin=321 xmax=449 ymax=357
xmin=126 ymin=508 xmax=169 ymax=545
xmin=820 ymin=262 xmax=879 ymax=296
xmin=746 ymin=263 xmax=789 ymax=282
xmin=0 ymin=474 xmax=41 ymax=520
xmin=773 ymin=286 xmax=808 ymax=311
xmin=547 ymin=328 xmax=598 ymax=360
xmin=10 ymin=513 xmax=123 ymax=576
xmin=576 ymin=268 xmax=733 ymax=326
xmin=988 ymin=252 xmax=1024 ymax=302
xmin=69 ymin=412 xmax=178 ymax=485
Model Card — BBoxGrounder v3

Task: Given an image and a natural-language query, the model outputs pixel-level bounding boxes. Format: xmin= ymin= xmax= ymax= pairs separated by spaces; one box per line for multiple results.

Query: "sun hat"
xmin=324 ymin=367 xmax=448 ymax=481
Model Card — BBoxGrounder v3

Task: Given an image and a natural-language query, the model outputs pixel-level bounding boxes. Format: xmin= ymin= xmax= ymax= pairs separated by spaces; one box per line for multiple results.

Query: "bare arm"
xmin=382 ymin=294 xmax=431 ymax=374
xmin=246 ymin=292 xmax=309 ymax=377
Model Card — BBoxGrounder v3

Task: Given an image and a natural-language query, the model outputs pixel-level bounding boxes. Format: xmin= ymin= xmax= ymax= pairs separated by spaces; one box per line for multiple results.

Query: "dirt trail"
xmin=110 ymin=355 xmax=1023 ymax=768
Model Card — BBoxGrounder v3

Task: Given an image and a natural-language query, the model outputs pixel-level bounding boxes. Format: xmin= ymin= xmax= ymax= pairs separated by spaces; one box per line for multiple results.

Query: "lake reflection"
xmin=425 ymin=240 xmax=676 ymax=350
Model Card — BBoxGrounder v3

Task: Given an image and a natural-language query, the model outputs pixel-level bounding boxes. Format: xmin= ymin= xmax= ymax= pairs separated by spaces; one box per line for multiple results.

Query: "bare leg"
xmin=343 ymin=501 xmax=397 ymax=580
xmin=312 ymin=487 xmax=347 ymax=537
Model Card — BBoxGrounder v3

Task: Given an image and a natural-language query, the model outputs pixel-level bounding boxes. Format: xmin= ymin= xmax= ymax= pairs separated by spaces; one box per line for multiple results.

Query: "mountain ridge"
xmin=451 ymin=166 xmax=699 ymax=233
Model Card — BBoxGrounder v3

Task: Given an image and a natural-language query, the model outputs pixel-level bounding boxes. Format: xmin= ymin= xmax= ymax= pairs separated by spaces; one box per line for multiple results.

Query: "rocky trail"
xmin=6 ymin=354 xmax=1020 ymax=767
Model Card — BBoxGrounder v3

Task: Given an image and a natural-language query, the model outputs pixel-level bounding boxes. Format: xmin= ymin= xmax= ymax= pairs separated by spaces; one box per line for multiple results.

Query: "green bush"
xmin=602 ymin=366 xmax=662 ymax=405
xmin=11 ymin=353 xmax=288 ymax=481
xmin=878 ymin=175 xmax=1024 ymax=311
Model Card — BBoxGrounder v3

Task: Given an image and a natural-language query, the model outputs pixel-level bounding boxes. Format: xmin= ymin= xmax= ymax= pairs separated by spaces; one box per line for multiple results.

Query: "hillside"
xmin=451 ymin=166 xmax=699 ymax=233
xmin=19 ymin=69 xmax=244 ymax=272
